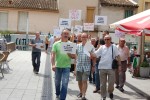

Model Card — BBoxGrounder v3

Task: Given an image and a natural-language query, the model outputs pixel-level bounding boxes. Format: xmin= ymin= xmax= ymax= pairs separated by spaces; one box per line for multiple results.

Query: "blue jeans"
xmin=32 ymin=52 xmax=41 ymax=72
xmin=55 ymin=67 xmax=70 ymax=100
xmin=95 ymin=63 xmax=100 ymax=90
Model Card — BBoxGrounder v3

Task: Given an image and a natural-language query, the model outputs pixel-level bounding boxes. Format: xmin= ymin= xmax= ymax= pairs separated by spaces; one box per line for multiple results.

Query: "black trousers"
xmin=32 ymin=52 xmax=41 ymax=72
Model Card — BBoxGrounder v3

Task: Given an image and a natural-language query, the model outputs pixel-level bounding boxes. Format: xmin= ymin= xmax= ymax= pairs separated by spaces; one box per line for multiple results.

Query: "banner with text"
xmin=95 ymin=16 xmax=107 ymax=25
xmin=59 ymin=18 xmax=71 ymax=28
xmin=83 ymin=23 xmax=94 ymax=31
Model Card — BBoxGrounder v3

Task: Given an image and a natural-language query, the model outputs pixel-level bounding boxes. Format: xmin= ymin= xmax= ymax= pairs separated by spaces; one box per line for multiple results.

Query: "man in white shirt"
xmin=90 ymin=35 xmax=120 ymax=100
xmin=48 ymin=36 xmax=55 ymax=54
xmin=116 ymin=38 xmax=130 ymax=92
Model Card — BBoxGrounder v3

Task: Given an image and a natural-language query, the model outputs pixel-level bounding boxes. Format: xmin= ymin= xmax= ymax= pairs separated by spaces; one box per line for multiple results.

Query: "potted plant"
xmin=140 ymin=60 xmax=150 ymax=77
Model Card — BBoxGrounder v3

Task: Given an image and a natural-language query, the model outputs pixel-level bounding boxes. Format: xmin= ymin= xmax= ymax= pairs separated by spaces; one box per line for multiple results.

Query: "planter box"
xmin=140 ymin=67 xmax=150 ymax=78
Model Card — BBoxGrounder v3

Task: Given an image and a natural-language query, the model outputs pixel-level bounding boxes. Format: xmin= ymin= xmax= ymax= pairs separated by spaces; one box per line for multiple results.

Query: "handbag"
xmin=112 ymin=45 xmax=118 ymax=69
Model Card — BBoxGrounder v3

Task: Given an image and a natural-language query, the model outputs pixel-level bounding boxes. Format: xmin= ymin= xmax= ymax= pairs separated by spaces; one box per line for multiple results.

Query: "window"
xmin=124 ymin=10 xmax=133 ymax=18
xmin=145 ymin=2 xmax=150 ymax=10
xmin=86 ymin=7 xmax=95 ymax=23
xmin=0 ymin=12 xmax=8 ymax=30
xmin=18 ymin=12 xmax=28 ymax=32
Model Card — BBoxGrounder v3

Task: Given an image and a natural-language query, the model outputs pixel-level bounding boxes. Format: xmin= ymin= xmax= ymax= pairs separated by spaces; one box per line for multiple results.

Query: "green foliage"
xmin=0 ymin=30 xmax=12 ymax=35
xmin=140 ymin=61 xmax=150 ymax=67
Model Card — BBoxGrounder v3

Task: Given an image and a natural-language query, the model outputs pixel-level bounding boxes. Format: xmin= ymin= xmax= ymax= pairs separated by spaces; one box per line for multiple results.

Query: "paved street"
xmin=0 ymin=51 xmax=149 ymax=100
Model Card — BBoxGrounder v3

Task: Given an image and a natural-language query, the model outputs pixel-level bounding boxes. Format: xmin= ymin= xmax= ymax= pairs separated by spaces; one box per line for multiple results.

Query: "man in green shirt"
xmin=51 ymin=29 xmax=76 ymax=100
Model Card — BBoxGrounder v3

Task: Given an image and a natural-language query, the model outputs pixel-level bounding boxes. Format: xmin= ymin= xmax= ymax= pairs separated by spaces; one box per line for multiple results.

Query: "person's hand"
xmin=67 ymin=53 xmax=76 ymax=59
xmin=52 ymin=65 xmax=56 ymax=72
xmin=91 ymin=66 xmax=95 ymax=73
xmin=32 ymin=44 xmax=36 ymax=48
xmin=40 ymin=45 xmax=44 ymax=48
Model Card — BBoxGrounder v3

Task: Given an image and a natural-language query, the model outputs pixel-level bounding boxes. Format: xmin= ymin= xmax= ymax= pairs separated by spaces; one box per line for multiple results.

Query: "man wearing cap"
xmin=115 ymin=38 xmax=130 ymax=92
xmin=29 ymin=32 xmax=44 ymax=74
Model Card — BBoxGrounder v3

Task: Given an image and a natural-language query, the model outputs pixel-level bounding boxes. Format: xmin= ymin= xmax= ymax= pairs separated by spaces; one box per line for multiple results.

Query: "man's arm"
xmin=67 ymin=53 xmax=76 ymax=59
xmin=51 ymin=51 xmax=56 ymax=71
xmin=29 ymin=40 xmax=36 ymax=48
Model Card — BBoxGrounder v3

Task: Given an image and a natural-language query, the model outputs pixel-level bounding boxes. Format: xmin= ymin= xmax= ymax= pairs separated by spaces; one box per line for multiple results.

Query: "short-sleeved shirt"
xmin=31 ymin=38 xmax=43 ymax=52
xmin=117 ymin=45 xmax=130 ymax=61
xmin=76 ymin=43 xmax=95 ymax=72
xmin=52 ymin=40 xmax=71 ymax=68
xmin=95 ymin=44 xmax=119 ymax=69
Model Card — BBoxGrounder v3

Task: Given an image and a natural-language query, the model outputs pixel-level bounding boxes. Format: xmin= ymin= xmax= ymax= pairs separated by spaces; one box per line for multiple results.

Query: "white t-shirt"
xmin=48 ymin=36 xmax=55 ymax=47
xmin=95 ymin=44 xmax=119 ymax=69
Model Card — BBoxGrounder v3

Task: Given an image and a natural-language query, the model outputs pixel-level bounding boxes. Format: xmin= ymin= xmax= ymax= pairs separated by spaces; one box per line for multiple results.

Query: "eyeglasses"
xmin=104 ymin=38 xmax=110 ymax=41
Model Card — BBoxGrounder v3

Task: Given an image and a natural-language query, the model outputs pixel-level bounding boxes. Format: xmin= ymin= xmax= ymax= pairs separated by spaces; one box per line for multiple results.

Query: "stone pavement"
xmin=0 ymin=51 xmax=149 ymax=100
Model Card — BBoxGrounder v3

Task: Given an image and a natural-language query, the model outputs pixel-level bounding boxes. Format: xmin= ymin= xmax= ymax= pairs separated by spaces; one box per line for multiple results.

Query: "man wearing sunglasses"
xmin=90 ymin=35 xmax=120 ymax=100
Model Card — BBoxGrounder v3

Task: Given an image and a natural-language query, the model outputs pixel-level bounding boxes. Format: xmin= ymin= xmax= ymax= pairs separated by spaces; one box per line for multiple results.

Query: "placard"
xmin=53 ymin=27 xmax=61 ymax=37
xmin=83 ymin=23 xmax=94 ymax=31
xmin=95 ymin=16 xmax=107 ymax=25
xmin=83 ymin=41 xmax=94 ymax=57
xmin=61 ymin=42 xmax=77 ymax=54
xmin=36 ymin=43 xmax=44 ymax=49
xmin=69 ymin=10 xmax=81 ymax=20
xmin=59 ymin=18 xmax=71 ymax=28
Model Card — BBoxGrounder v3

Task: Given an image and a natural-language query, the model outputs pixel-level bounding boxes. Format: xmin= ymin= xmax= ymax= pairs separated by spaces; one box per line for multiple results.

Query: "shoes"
xmin=77 ymin=93 xmax=82 ymax=98
xmin=93 ymin=89 xmax=100 ymax=93
xmin=115 ymin=85 xmax=120 ymax=89
xmin=56 ymin=95 xmax=59 ymax=100
xmin=101 ymin=97 xmax=106 ymax=100
xmin=82 ymin=97 xmax=86 ymax=100
xmin=119 ymin=87 xmax=124 ymax=92
xmin=33 ymin=70 xmax=38 ymax=74
xmin=109 ymin=93 xmax=113 ymax=99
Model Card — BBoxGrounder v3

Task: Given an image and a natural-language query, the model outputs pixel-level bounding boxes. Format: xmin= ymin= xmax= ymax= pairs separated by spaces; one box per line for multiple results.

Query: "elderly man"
xmin=51 ymin=29 xmax=76 ymax=100
xmin=29 ymin=32 xmax=44 ymax=74
xmin=115 ymin=38 xmax=130 ymax=92
xmin=75 ymin=33 xmax=95 ymax=100
xmin=91 ymin=35 xmax=120 ymax=100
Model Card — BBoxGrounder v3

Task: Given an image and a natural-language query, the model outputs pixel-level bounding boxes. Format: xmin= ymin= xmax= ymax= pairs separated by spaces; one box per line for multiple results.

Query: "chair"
xmin=0 ymin=53 xmax=5 ymax=77
xmin=1 ymin=50 xmax=11 ymax=71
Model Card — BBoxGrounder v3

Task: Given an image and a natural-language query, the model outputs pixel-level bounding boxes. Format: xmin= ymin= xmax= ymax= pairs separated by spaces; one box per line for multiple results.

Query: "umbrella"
xmin=110 ymin=9 xmax=150 ymax=63
xmin=110 ymin=9 xmax=150 ymax=36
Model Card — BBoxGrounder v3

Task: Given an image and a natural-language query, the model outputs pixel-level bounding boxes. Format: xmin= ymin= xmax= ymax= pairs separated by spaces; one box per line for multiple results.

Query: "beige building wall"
xmin=0 ymin=9 xmax=59 ymax=33
xmin=58 ymin=0 xmax=98 ymax=26
xmin=137 ymin=0 xmax=150 ymax=12
xmin=29 ymin=11 xmax=59 ymax=33
xmin=99 ymin=6 xmax=124 ymax=31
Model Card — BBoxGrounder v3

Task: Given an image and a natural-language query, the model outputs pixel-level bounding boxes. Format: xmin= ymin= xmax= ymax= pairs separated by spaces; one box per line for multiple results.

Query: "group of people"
xmin=29 ymin=29 xmax=132 ymax=100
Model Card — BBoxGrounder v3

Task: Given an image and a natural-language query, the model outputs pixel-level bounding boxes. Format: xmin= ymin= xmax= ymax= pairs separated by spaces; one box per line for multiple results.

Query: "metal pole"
xmin=26 ymin=14 xmax=29 ymax=50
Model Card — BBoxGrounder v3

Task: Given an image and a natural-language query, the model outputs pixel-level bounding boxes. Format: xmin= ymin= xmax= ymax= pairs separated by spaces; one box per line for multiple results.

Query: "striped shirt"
xmin=76 ymin=43 xmax=95 ymax=72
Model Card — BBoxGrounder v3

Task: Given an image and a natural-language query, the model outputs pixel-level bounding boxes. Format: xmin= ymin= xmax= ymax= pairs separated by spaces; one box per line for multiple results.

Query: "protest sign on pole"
xmin=53 ymin=27 xmax=61 ymax=37
xmin=94 ymin=16 xmax=107 ymax=25
xmin=83 ymin=23 xmax=94 ymax=31
xmin=69 ymin=10 xmax=82 ymax=21
xmin=59 ymin=18 xmax=71 ymax=28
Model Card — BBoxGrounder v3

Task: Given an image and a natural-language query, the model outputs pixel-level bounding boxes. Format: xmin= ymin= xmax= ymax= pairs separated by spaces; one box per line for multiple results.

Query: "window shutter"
xmin=0 ymin=12 xmax=8 ymax=30
xmin=18 ymin=12 xmax=28 ymax=32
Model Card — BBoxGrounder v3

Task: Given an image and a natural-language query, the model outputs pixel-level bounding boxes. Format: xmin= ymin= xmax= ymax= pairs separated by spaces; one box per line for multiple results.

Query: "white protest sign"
xmin=59 ymin=18 xmax=71 ymax=28
xmin=83 ymin=23 xmax=94 ymax=31
xmin=83 ymin=41 xmax=93 ymax=57
xmin=61 ymin=42 xmax=77 ymax=54
xmin=95 ymin=16 xmax=107 ymax=25
xmin=69 ymin=10 xmax=81 ymax=20
xmin=75 ymin=25 xmax=83 ymax=33
xmin=53 ymin=27 xmax=61 ymax=37
xmin=36 ymin=43 xmax=44 ymax=49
